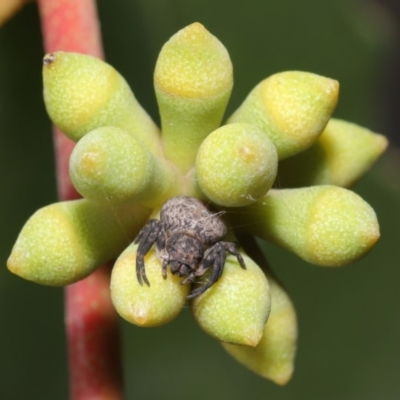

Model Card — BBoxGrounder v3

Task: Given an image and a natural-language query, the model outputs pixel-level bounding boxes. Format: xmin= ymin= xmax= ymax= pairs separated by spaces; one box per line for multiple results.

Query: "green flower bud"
xmin=229 ymin=186 xmax=380 ymax=266
xmin=70 ymin=126 xmax=179 ymax=207
xmin=277 ymin=118 xmax=388 ymax=188
xmin=191 ymin=254 xmax=270 ymax=346
xmin=43 ymin=52 xmax=162 ymax=155
xmin=228 ymin=71 xmax=339 ymax=159
xmin=222 ymin=275 xmax=297 ymax=385
xmin=196 ymin=123 xmax=278 ymax=207
xmin=154 ymin=22 xmax=233 ymax=172
xmin=111 ymin=244 xmax=189 ymax=327
xmin=7 ymin=199 xmax=150 ymax=285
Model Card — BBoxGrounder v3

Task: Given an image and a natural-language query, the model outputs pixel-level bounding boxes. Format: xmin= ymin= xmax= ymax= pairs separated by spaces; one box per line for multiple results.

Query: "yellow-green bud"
xmin=196 ymin=123 xmax=278 ymax=207
xmin=191 ymin=254 xmax=270 ymax=346
xmin=222 ymin=275 xmax=297 ymax=385
xmin=7 ymin=199 xmax=150 ymax=285
xmin=70 ymin=126 xmax=179 ymax=207
xmin=278 ymin=118 xmax=388 ymax=188
xmin=228 ymin=186 xmax=380 ymax=266
xmin=111 ymin=244 xmax=189 ymax=327
xmin=154 ymin=22 xmax=233 ymax=172
xmin=43 ymin=52 xmax=161 ymax=155
xmin=228 ymin=71 xmax=339 ymax=159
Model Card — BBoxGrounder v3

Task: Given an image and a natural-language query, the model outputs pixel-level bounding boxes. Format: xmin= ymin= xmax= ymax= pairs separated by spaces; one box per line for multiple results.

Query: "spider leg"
xmin=170 ymin=260 xmax=181 ymax=275
xmin=180 ymin=271 xmax=196 ymax=285
xmin=219 ymin=241 xmax=246 ymax=270
xmin=156 ymin=234 xmax=169 ymax=279
xmin=187 ymin=242 xmax=246 ymax=299
xmin=135 ymin=219 xmax=162 ymax=287
xmin=133 ymin=225 xmax=144 ymax=244
xmin=161 ymin=259 xmax=169 ymax=279
xmin=187 ymin=243 xmax=227 ymax=299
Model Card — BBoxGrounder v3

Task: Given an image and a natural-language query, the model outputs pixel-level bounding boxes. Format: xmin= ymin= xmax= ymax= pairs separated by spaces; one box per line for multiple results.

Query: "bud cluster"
xmin=7 ymin=23 xmax=386 ymax=384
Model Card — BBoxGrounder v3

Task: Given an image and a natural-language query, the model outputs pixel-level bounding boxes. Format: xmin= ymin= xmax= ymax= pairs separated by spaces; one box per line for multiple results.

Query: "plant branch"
xmin=37 ymin=1 xmax=123 ymax=399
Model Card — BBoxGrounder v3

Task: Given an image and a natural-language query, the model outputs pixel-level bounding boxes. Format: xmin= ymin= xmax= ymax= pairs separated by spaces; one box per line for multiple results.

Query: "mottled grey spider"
xmin=134 ymin=196 xmax=246 ymax=299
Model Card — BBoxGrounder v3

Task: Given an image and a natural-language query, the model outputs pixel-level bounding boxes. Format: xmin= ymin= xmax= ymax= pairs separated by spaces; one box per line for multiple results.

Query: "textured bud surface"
xmin=229 ymin=186 xmax=380 ymax=266
xmin=111 ymin=245 xmax=189 ymax=327
xmin=196 ymin=123 xmax=278 ymax=206
xmin=43 ymin=52 xmax=161 ymax=154
xmin=222 ymin=275 xmax=297 ymax=385
xmin=306 ymin=186 xmax=380 ymax=265
xmin=70 ymin=126 xmax=177 ymax=206
xmin=228 ymin=71 xmax=339 ymax=159
xmin=191 ymin=254 xmax=270 ymax=346
xmin=7 ymin=200 xmax=150 ymax=285
xmin=278 ymin=118 xmax=389 ymax=187
xmin=154 ymin=22 xmax=232 ymax=99
xmin=154 ymin=23 xmax=233 ymax=172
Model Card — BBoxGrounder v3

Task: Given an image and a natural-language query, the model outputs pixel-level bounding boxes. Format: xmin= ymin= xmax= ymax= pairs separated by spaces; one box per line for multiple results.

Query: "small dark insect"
xmin=134 ymin=196 xmax=246 ymax=299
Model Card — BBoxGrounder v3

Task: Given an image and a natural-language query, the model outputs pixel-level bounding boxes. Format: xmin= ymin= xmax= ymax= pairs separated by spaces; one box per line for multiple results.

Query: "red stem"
xmin=65 ymin=264 xmax=123 ymax=400
xmin=37 ymin=1 xmax=123 ymax=399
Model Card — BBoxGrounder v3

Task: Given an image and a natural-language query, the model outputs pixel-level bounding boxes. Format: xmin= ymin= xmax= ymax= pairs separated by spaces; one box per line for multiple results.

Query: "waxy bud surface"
xmin=191 ymin=254 xmax=270 ymax=346
xmin=223 ymin=275 xmax=297 ymax=385
xmin=196 ymin=123 xmax=278 ymax=207
xmin=228 ymin=71 xmax=339 ymax=159
xmin=8 ymin=200 xmax=150 ymax=285
xmin=70 ymin=126 xmax=177 ymax=207
xmin=229 ymin=186 xmax=380 ymax=266
xmin=154 ymin=22 xmax=233 ymax=172
xmin=111 ymin=245 xmax=189 ymax=327
xmin=43 ymin=52 xmax=161 ymax=155
xmin=278 ymin=118 xmax=388 ymax=187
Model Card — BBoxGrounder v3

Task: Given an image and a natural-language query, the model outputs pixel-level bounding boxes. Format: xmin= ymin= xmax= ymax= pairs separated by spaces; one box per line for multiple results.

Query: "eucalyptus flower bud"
xmin=228 ymin=186 xmax=380 ymax=266
xmin=43 ymin=52 xmax=161 ymax=155
xmin=191 ymin=253 xmax=270 ymax=346
xmin=278 ymin=118 xmax=388 ymax=188
xmin=7 ymin=200 xmax=150 ymax=285
xmin=228 ymin=71 xmax=339 ymax=159
xmin=154 ymin=22 xmax=233 ymax=172
xmin=70 ymin=126 xmax=179 ymax=207
xmin=196 ymin=123 xmax=278 ymax=207
xmin=111 ymin=244 xmax=189 ymax=327
xmin=222 ymin=275 xmax=297 ymax=385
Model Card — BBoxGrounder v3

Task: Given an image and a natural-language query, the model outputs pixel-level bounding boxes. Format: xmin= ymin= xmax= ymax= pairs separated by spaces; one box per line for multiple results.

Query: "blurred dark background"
xmin=1 ymin=0 xmax=399 ymax=399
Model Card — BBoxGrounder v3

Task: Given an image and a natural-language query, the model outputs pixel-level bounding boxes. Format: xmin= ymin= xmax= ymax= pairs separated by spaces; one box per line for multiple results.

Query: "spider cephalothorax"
xmin=134 ymin=196 xmax=246 ymax=298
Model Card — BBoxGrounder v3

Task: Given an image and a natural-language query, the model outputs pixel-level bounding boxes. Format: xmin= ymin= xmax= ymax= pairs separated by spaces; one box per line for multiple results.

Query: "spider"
xmin=134 ymin=196 xmax=246 ymax=299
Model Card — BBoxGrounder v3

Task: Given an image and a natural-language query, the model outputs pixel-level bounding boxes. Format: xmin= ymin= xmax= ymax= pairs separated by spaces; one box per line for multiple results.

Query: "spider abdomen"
xmin=135 ymin=196 xmax=245 ymax=298
xmin=165 ymin=233 xmax=204 ymax=269
xmin=160 ymin=196 xmax=226 ymax=244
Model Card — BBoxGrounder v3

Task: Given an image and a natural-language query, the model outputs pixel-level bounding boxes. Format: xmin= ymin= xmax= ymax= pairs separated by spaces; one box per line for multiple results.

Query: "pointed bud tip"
xmin=43 ymin=53 xmax=56 ymax=66
xmin=155 ymin=22 xmax=232 ymax=99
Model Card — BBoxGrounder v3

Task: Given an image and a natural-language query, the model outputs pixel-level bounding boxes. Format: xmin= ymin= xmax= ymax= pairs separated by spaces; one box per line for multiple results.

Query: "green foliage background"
xmin=0 ymin=1 xmax=399 ymax=399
